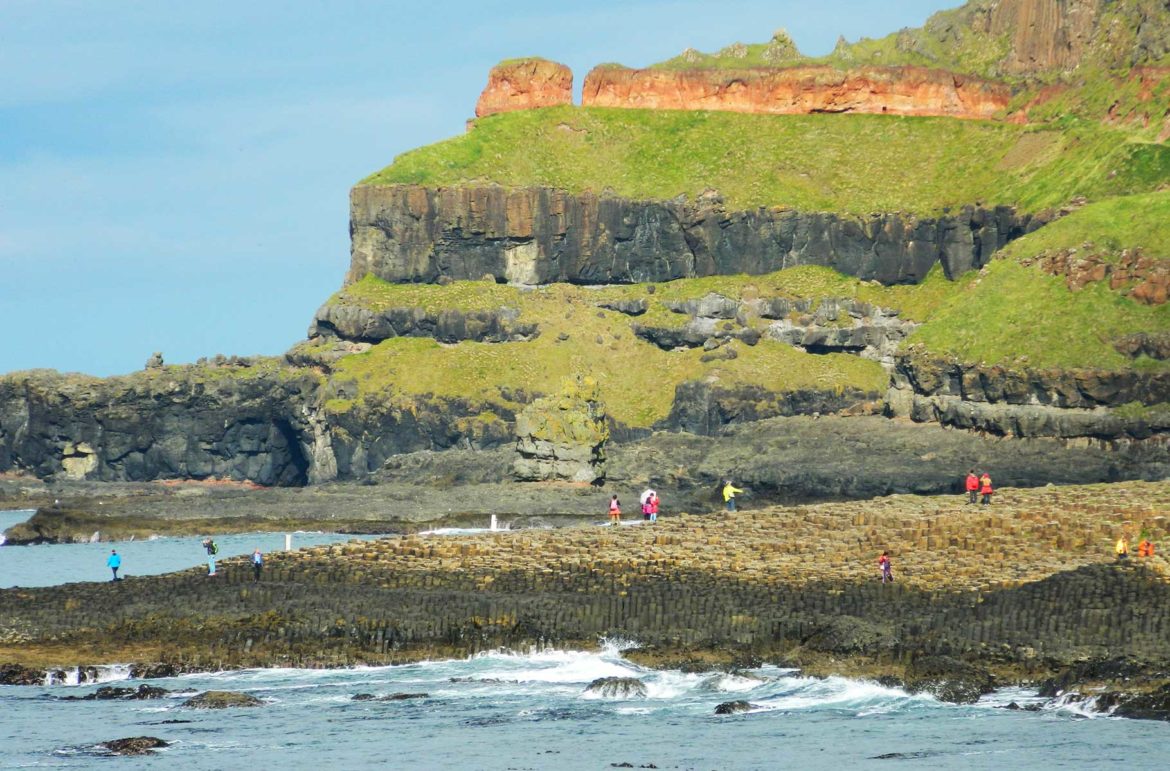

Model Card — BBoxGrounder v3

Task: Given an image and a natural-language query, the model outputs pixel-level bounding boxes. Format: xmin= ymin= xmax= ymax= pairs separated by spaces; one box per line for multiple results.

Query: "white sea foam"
xmin=44 ymin=663 xmax=134 ymax=687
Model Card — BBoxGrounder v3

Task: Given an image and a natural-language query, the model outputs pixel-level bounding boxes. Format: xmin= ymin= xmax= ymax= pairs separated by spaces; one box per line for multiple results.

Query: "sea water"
xmin=0 ymin=510 xmax=385 ymax=589
xmin=1 ymin=514 xmax=1167 ymax=769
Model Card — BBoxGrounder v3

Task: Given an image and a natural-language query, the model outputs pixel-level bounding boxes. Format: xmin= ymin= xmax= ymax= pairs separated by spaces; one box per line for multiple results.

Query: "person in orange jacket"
xmin=965 ymin=470 xmax=980 ymax=505
xmin=1138 ymin=536 xmax=1155 ymax=558
xmin=979 ymin=473 xmax=993 ymax=505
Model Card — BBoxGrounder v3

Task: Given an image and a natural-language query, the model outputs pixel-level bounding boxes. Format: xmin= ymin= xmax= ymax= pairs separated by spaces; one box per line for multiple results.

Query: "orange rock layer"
xmin=475 ymin=59 xmax=573 ymax=118
xmin=580 ymin=65 xmax=1012 ymax=120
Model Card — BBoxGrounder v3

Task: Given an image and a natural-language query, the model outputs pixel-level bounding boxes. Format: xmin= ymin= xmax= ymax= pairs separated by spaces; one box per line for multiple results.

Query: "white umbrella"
xmin=640 ymin=489 xmax=656 ymax=504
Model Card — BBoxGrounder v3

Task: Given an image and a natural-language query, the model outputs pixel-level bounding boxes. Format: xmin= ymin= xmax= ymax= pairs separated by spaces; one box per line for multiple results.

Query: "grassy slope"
xmin=909 ymin=192 xmax=1170 ymax=369
xmin=327 ymin=275 xmax=889 ymax=428
xmin=365 ymin=106 xmax=1168 ymax=216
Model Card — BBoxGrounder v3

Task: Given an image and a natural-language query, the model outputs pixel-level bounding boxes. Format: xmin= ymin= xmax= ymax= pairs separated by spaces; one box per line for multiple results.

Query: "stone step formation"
xmin=2 ymin=481 xmax=1168 ymax=703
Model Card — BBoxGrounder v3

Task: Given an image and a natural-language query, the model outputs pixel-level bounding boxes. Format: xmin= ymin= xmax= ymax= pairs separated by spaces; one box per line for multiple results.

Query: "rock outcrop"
xmin=183 ymin=690 xmax=264 ymax=709
xmin=0 ymin=367 xmax=320 ymax=486
xmin=349 ymin=185 xmax=1040 ymax=288
xmin=891 ymin=352 xmax=1170 ymax=440
xmin=475 ymin=58 xmax=573 ymax=118
xmin=513 ymin=376 xmax=608 ymax=483
xmin=581 ymin=65 xmax=1011 ymax=120
xmin=99 ymin=737 xmax=170 ymax=756
xmin=584 ymin=677 xmax=648 ymax=698
xmin=309 ymin=302 xmax=539 ymax=344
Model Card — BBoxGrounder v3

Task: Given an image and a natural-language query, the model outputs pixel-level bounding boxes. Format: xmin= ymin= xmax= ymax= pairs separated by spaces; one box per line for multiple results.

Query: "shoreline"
xmin=3 ymin=481 xmax=1170 ymax=721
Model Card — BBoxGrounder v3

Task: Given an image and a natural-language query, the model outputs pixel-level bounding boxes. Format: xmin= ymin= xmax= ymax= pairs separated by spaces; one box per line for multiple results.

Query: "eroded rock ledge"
xmin=349 ymin=185 xmax=1041 ymax=288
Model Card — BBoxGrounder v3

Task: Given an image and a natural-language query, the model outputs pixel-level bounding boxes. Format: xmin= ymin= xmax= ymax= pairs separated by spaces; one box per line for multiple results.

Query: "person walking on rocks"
xmin=979 ymin=472 xmax=993 ymax=505
xmin=107 ymin=549 xmax=122 ymax=582
xmin=965 ymin=470 xmax=980 ymax=504
xmin=203 ymin=538 xmax=219 ymax=576
xmin=608 ymin=494 xmax=622 ymax=526
xmin=1116 ymin=535 xmax=1130 ymax=561
xmin=723 ymin=480 xmax=743 ymax=512
xmin=878 ymin=551 xmax=893 ymax=583
xmin=251 ymin=548 xmax=264 ymax=581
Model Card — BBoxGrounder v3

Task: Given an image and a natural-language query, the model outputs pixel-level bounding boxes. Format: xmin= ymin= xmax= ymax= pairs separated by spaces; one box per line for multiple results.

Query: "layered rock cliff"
xmin=475 ymin=58 xmax=572 ymax=118
xmin=581 ymin=65 xmax=1011 ymax=120
xmin=348 ymin=184 xmax=1041 ymax=287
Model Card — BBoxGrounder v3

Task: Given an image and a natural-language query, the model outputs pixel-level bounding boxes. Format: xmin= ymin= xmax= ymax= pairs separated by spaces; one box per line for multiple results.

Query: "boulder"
xmin=512 ymin=376 xmax=609 ymax=483
xmin=100 ymin=737 xmax=169 ymax=756
xmin=584 ymin=677 xmax=647 ymax=698
xmin=183 ymin=690 xmax=265 ymax=709
xmin=0 ymin=663 xmax=43 ymax=685
xmin=714 ymin=700 xmax=756 ymax=714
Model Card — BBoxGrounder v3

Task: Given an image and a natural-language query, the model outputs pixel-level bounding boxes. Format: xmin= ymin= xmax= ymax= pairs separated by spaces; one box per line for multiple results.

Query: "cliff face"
xmin=581 ymin=65 xmax=1011 ymax=120
xmin=475 ymin=58 xmax=573 ymax=118
xmin=349 ymin=184 xmax=1040 ymax=287
xmin=988 ymin=0 xmax=1103 ymax=74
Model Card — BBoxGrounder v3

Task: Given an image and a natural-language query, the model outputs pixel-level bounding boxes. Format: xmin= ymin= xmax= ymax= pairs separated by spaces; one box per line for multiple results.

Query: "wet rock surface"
xmin=183 ymin=690 xmax=264 ymax=709
xmin=903 ymin=656 xmax=996 ymax=704
xmin=99 ymin=737 xmax=169 ymax=756
xmin=585 ymin=677 xmax=648 ymax=698
xmin=714 ymin=700 xmax=756 ymax=714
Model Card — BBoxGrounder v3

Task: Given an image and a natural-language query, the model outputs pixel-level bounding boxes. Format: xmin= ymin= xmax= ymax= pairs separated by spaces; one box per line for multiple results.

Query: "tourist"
xmin=252 ymin=548 xmax=264 ymax=581
xmin=642 ymin=497 xmax=652 ymax=522
xmin=203 ymin=538 xmax=219 ymax=575
xmin=608 ymin=495 xmax=621 ymax=525
xmin=1115 ymin=535 xmax=1129 ymax=561
xmin=979 ymin=472 xmax=993 ymax=505
xmin=1138 ymin=533 xmax=1156 ymax=558
xmin=878 ymin=551 xmax=893 ymax=583
xmin=649 ymin=492 xmax=659 ymax=523
xmin=640 ymin=488 xmax=656 ymax=523
xmin=965 ymin=469 xmax=979 ymax=504
xmin=722 ymin=480 xmax=743 ymax=512
xmin=107 ymin=549 xmax=121 ymax=581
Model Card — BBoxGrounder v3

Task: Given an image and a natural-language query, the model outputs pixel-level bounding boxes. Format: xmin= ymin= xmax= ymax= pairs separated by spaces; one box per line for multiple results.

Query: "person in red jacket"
xmin=979 ymin=473 xmax=993 ymax=505
xmin=649 ymin=492 xmax=659 ymax=523
xmin=965 ymin=470 xmax=979 ymax=504
xmin=878 ymin=551 xmax=893 ymax=583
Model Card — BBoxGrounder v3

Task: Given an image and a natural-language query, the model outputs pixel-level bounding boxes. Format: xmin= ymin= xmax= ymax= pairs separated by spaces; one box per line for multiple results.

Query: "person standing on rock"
xmin=878 ymin=551 xmax=893 ymax=583
xmin=107 ymin=549 xmax=122 ymax=581
xmin=979 ymin=473 xmax=993 ymax=505
xmin=251 ymin=548 xmax=264 ymax=581
xmin=202 ymin=538 xmax=219 ymax=576
xmin=608 ymin=494 xmax=622 ymax=526
xmin=649 ymin=492 xmax=659 ymax=523
xmin=1116 ymin=535 xmax=1130 ymax=561
xmin=965 ymin=470 xmax=980 ymax=504
xmin=723 ymin=480 xmax=743 ymax=512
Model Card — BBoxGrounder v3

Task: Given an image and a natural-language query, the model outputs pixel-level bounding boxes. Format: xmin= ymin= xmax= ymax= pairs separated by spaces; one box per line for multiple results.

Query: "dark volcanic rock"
xmin=0 ymin=663 xmax=43 ymax=685
xmin=183 ymin=690 xmax=264 ymax=709
xmin=352 ymin=692 xmax=429 ymax=701
xmin=1112 ymin=684 xmax=1170 ymax=721
xmin=100 ymin=737 xmax=169 ymax=756
xmin=309 ymin=303 xmax=538 ymax=345
xmin=349 ymin=185 xmax=1040 ymax=287
xmin=801 ymin=616 xmax=896 ymax=655
xmin=584 ymin=677 xmax=648 ymax=698
xmin=714 ymin=700 xmax=755 ymax=714
xmin=63 ymin=684 xmax=170 ymax=701
xmin=903 ymin=656 xmax=994 ymax=704
xmin=662 ymin=381 xmax=881 ymax=435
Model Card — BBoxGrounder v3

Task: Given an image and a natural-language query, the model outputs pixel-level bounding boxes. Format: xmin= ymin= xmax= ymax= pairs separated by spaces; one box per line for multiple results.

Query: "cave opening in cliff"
xmin=274 ymin=418 xmax=310 ymax=487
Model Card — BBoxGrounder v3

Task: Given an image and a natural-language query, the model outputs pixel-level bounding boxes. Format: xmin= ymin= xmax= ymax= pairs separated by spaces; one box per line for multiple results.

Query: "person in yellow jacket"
xmin=1115 ymin=535 xmax=1129 ymax=561
xmin=722 ymin=480 xmax=743 ymax=512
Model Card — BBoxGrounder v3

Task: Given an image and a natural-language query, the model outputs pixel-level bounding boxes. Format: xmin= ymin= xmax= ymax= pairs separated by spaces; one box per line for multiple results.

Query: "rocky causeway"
xmin=3 ymin=480 xmax=1170 ymax=719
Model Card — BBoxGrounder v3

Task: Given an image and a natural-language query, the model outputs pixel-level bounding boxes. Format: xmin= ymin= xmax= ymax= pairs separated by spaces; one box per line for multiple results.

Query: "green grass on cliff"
xmin=325 ymin=274 xmax=889 ymax=427
xmin=364 ymin=106 xmax=1168 ymax=215
xmin=906 ymin=192 xmax=1170 ymax=369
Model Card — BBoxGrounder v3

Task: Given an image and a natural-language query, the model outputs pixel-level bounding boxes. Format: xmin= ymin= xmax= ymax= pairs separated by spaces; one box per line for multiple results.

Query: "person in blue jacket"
xmin=107 ymin=549 xmax=122 ymax=581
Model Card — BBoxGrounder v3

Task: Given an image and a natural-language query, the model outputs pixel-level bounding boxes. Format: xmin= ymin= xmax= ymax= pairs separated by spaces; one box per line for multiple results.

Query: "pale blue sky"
xmin=1 ymin=0 xmax=955 ymax=376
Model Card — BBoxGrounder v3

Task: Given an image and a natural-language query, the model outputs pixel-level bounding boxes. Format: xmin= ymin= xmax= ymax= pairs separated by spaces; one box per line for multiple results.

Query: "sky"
xmin=1 ymin=0 xmax=957 ymax=376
